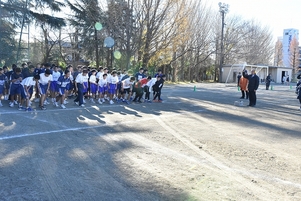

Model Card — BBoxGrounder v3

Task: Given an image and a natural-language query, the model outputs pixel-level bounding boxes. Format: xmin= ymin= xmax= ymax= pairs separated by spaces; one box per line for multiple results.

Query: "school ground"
xmin=0 ymin=82 xmax=300 ymax=201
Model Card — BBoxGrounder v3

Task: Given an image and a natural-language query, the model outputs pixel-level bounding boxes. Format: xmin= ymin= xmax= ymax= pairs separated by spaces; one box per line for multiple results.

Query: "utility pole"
xmin=218 ymin=2 xmax=229 ymax=83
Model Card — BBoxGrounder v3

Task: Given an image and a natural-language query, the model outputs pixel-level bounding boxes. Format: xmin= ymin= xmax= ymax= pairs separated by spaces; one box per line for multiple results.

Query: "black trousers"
xmin=144 ymin=86 xmax=150 ymax=100
xmin=74 ymin=83 xmax=84 ymax=105
xmin=153 ymin=90 xmax=161 ymax=100
xmin=248 ymin=90 xmax=256 ymax=106
xmin=241 ymin=90 xmax=249 ymax=99
xmin=266 ymin=82 xmax=270 ymax=90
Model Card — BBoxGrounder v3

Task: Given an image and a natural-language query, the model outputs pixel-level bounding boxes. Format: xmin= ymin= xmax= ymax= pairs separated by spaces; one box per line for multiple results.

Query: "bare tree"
xmin=289 ymin=36 xmax=299 ymax=79
xmin=274 ymin=38 xmax=283 ymax=66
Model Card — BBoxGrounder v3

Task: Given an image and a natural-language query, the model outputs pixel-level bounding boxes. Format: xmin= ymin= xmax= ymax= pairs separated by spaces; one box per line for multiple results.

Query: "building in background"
xmin=282 ymin=28 xmax=299 ymax=67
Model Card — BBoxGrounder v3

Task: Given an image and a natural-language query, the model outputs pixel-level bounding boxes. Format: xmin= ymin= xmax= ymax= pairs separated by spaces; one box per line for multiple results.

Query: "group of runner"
xmin=0 ymin=63 xmax=166 ymax=111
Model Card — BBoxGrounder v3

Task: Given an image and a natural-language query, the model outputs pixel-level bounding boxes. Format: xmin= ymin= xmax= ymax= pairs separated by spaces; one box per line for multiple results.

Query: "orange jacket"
xmin=239 ymin=76 xmax=248 ymax=91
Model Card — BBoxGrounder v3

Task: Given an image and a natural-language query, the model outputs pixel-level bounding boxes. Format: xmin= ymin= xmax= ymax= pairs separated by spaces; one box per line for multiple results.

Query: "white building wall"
xmin=282 ymin=28 xmax=299 ymax=67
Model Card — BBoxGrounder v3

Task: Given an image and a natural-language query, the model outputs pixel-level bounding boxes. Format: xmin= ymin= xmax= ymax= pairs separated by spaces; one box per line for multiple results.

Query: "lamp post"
xmin=218 ymin=2 xmax=229 ymax=83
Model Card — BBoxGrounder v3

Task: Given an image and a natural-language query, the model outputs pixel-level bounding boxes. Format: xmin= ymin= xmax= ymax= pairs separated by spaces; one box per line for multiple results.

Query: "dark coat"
xmin=266 ymin=75 xmax=271 ymax=83
xmin=243 ymin=72 xmax=259 ymax=91
xmin=153 ymin=79 xmax=164 ymax=92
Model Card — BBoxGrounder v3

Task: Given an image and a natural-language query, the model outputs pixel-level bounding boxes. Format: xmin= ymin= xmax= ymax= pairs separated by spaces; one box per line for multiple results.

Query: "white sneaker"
xmin=80 ymin=104 xmax=85 ymax=107
xmin=44 ymin=100 xmax=50 ymax=105
xmin=34 ymin=98 xmax=40 ymax=103
xmin=14 ymin=100 xmax=18 ymax=105
xmin=74 ymin=101 xmax=79 ymax=105
xmin=102 ymin=99 xmax=105 ymax=102
xmin=9 ymin=102 xmax=14 ymax=107
xmin=110 ymin=100 xmax=114 ymax=105
xmin=54 ymin=102 xmax=59 ymax=107
xmin=98 ymin=99 xmax=102 ymax=104
xmin=64 ymin=100 xmax=69 ymax=104
xmin=61 ymin=104 xmax=66 ymax=109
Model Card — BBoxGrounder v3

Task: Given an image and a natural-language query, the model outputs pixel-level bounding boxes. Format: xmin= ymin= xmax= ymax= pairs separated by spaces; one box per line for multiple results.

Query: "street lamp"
xmin=218 ymin=2 xmax=229 ymax=83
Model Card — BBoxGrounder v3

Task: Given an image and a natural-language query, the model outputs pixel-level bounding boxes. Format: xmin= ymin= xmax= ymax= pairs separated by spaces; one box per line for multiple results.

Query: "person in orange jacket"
xmin=239 ymin=71 xmax=249 ymax=99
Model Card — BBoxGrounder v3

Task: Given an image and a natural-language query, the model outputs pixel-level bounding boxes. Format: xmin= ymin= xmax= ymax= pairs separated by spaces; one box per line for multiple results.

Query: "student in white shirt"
xmin=74 ymin=70 xmax=88 ymax=107
xmin=121 ymin=76 xmax=135 ymax=104
xmin=50 ymin=66 xmax=61 ymax=104
xmin=96 ymin=67 xmax=104 ymax=82
xmin=39 ymin=69 xmax=52 ymax=110
xmin=19 ymin=75 xmax=40 ymax=111
xmin=107 ymin=71 xmax=119 ymax=104
xmin=89 ymin=70 xmax=97 ymax=103
xmin=97 ymin=74 xmax=108 ymax=104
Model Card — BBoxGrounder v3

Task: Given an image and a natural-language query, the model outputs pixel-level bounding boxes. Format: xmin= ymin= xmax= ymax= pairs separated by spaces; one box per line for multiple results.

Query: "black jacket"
xmin=153 ymin=79 xmax=164 ymax=92
xmin=243 ymin=72 xmax=259 ymax=91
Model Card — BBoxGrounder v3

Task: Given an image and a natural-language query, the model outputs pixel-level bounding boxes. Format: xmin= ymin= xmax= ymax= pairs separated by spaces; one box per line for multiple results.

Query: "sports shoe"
xmin=147 ymin=100 xmax=152 ymax=103
xmin=102 ymin=99 xmax=105 ymax=102
xmin=110 ymin=100 xmax=114 ymax=105
xmin=18 ymin=106 xmax=24 ymax=111
xmin=91 ymin=99 xmax=95 ymax=103
xmin=80 ymin=104 xmax=85 ymax=107
xmin=98 ymin=99 xmax=102 ymax=104
xmin=25 ymin=107 xmax=32 ymax=112
xmin=14 ymin=100 xmax=18 ymax=105
xmin=299 ymin=107 xmax=301 ymax=111
xmin=61 ymin=104 xmax=66 ymax=109
xmin=34 ymin=98 xmax=40 ymax=103
xmin=74 ymin=101 xmax=79 ymax=105
xmin=40 ymin=106 xmax=46 ymax=110
xmin=54 ymin=102 xmax=59 ymax=107
xmin=44 ymin=100 xmax=50 ymax=105
xmin=9 ymin=102 xmax=14 ymax=107
xmin=0 ymin=102 xmax=3 ymax=107
xmin=64 ymin=100 xmax=69 ymax=104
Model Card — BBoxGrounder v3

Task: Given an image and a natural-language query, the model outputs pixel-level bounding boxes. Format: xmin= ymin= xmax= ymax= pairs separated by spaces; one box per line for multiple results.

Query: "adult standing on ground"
xmin=239 ymin=71 xmax=249 ymax=99
xmin=237 ymin=72 xmax=242 ymax=87
xmin=286 ymin=75 xmax=290 ymax=86
xmin=282 ymin=75 xmax=286 ymax=84
xmin=243 ymin=69 xmax=259 ymax=107
xmin=296 ymin=74 xmax=301 ymax=111
xmin=265 ymin=73 xmax=271 ymax=90
xmin=74 ymin=70 xmax=88 ymax=107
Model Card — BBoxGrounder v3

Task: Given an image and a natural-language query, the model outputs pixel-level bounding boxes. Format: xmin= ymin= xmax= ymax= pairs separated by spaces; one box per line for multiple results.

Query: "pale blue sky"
xmin=208 ymin=0 xmax=301 ymax=41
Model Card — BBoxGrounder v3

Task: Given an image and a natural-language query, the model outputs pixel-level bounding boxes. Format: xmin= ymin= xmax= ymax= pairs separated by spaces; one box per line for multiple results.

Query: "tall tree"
xmin=1 ymin=0 xmax=66 ymax=64
xmin=67 ymin=0 xmax=104 ymax=67
xmin=274 ymin=38 xmax=283 ymax=66
xmin=289 ymin=36 xmax=299 ymax=79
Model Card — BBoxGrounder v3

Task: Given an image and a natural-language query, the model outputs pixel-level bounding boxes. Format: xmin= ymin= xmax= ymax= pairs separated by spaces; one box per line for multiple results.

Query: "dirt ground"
xmin=0 ymin=83 xmax=301 ymax=201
